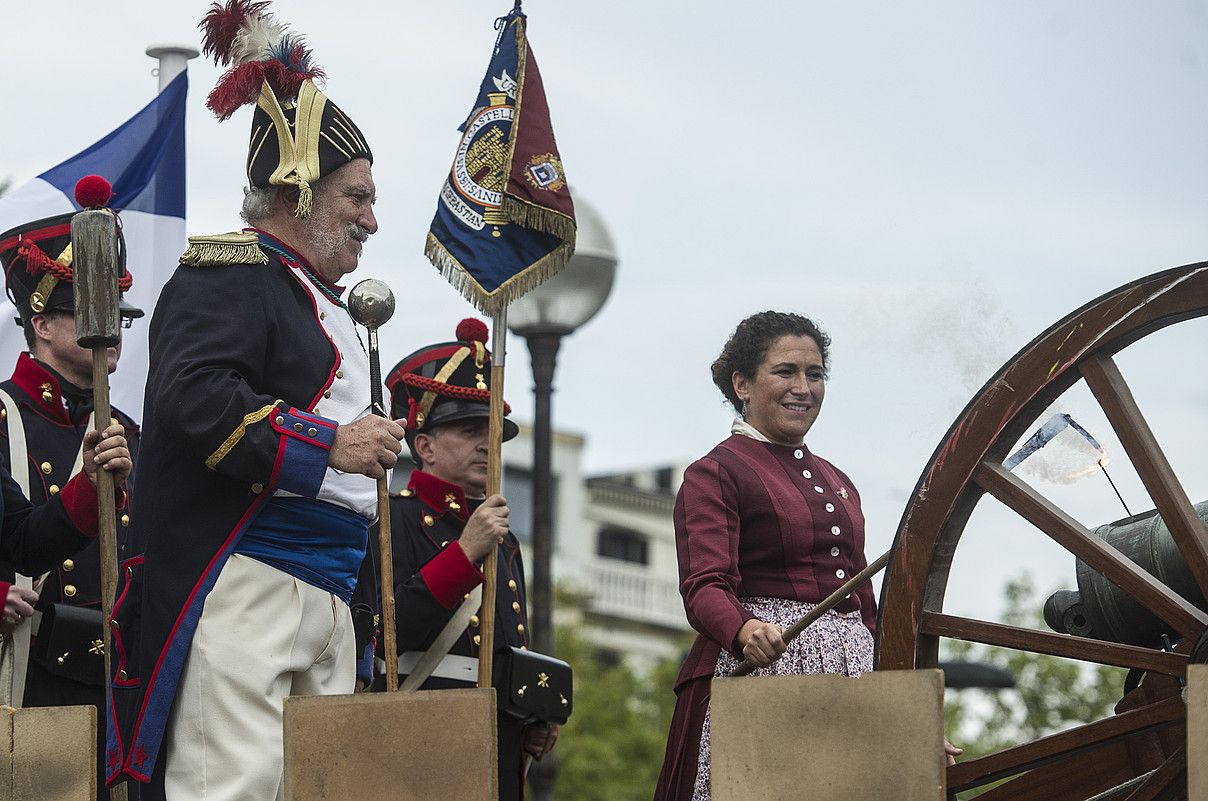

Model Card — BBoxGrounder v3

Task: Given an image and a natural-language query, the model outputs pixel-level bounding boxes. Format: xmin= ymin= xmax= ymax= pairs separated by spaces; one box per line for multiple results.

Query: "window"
xmin=597 ymin=526 xmax=649 ymax=565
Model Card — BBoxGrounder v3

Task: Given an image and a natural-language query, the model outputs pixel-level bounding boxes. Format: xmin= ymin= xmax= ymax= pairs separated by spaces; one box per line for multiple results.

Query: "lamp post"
xmin=509 ymin=195 xmax=617 ymax=660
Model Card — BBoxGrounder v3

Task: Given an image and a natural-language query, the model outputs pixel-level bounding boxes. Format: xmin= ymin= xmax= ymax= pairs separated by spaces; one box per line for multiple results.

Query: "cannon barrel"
xmin=1044 ymin=501 xmax=1208 ymax=647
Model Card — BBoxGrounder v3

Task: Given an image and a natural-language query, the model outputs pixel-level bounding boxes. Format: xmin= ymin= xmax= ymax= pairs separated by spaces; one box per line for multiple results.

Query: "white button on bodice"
xmin=831 ymin=526 xmax=841 ymax=535
xmin=830 ymin=546 xmax=840 ymax=557
xmin=825 ymin=503 xmax=835 ymax=513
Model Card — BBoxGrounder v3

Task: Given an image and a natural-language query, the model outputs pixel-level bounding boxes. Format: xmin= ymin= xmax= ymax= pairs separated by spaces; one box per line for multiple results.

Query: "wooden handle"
xmin=477 ymin=309 xmax=508 ymax=689
xmin=728 ymin=549 xmax=892 ymax=678
xmin=377 ymin=477 xmax=397 ymax=691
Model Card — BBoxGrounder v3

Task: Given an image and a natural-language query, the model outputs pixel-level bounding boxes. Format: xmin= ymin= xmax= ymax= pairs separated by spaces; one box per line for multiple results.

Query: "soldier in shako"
xmin=106 ymin=3 xmax=405 ymax=798
xmin=0 ymin=174 xmax=142 ymax=800
xmin=379 ymin=318 xmax=560 ymax=801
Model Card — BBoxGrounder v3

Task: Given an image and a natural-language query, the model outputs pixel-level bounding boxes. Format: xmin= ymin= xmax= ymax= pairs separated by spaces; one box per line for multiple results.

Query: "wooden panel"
xmin=975 ymin=462 xmax=1207 ymax=638
xmin=711 ymin=670 xmax=944 ymax=801
xmin=9 ymin=705 xmax=95 ymax=801
xmin=283 ymin=688 xmax=498 ymax=801
xmin=921 ymin=612 xmax=1187 ymax=676
xmin=949 ymin=696 xmax=1183 ymax=792
xmin=1081 ymin=354 xmax=1208 ymax=604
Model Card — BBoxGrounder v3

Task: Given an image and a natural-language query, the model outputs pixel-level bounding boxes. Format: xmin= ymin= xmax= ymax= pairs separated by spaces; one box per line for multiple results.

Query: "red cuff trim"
xmin=0 ymin=582 xmax=11 ymax=603
xmin=60 ymin=474 xmax=100 ymax=536
xmin=420 ymin=544 xmax=484 ymax=609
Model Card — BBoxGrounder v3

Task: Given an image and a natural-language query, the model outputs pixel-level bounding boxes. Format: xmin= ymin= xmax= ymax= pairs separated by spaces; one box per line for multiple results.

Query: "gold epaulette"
xmin=180 ymin=232 xmax=269 ymax=267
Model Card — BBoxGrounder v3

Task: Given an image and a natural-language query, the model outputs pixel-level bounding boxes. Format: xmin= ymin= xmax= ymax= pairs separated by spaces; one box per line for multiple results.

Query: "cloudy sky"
xmin=5 ymin=2 xmax=1208 ymax=622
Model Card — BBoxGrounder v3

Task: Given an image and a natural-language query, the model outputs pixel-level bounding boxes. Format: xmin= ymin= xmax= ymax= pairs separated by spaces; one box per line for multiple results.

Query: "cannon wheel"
xmin=876 ymin=263 xmax=1208 ymax=800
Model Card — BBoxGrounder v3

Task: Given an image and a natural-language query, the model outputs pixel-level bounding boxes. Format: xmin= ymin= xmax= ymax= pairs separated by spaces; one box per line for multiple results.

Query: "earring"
xmin=741 ymin=397 xmax=749 ymax=420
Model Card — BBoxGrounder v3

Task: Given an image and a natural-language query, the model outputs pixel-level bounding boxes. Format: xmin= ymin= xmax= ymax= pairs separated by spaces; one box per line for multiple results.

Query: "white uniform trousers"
xmin=164 ymin=553 xmax=355 ymax=801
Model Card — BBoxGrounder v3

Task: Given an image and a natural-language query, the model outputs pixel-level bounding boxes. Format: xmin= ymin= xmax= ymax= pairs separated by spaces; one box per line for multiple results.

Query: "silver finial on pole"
xmin=145 ymin=44 xmax=199 ymax=91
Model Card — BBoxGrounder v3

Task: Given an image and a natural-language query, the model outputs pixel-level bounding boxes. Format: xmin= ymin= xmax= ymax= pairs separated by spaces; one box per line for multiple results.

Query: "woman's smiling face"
xmin=733 ymin=334 xmax=826 ymax=444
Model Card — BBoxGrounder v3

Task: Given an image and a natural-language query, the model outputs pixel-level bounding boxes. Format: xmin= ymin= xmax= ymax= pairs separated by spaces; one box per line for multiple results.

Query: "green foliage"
xmin=552 ymin=628 xmax=685 ymax=801
xmin=944 ymin=575 xmax=1127 ymax=798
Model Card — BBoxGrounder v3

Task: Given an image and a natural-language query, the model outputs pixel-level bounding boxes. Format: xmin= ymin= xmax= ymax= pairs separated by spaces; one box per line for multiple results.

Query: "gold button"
xmin=423 ymin=515 xmax=434 ymax=526
xmin=320 ymin=311 xmax=326 ymax=321
xmin=441 ymin=540 xmax=449 ymax=547
xmin=40 ymin=462 xmax=52 ymax=475
xmin=517 ymin=623 xmax=525 ymax=634
xmin=449 ymin=502 xmax=460 ymax=512
xmin=336 ymin=370 xmax=344 ymax=379
xmin=48 ymin=484 xmax=59 ymax=495
xmin=314 ymin=407 xmax=321 ymax=415
xmin=251 ymin=483 xmax=264 ymax=494
xmin=118 ymin=669 xmax=128 ymax=682
xmin=0 ymin=407 xmax=5 ymax=419
xmin=400 ymin=488 xmax=412 ymax=497
xmin=508 ymin=580 xmax=517 ymax=590
xmin=120 ymin=514 xmax=130 ymax=527
xmin=110 ymin=619 xmax=119 ymax=631
xmin=512 ymin=602 xmax=521 ymax=614
xmin=469 ymin=615 xmax=480 ymax=627
xmin=464 ymin=593 xmax=471 ymax=601
xmin=473 ymin=635 xmax=481 ymax=646
xmin=520 ymin=645 xmax=528 ymax=651
xmin=323 ymin=390 xmax=331 ymax=399
xmin=307 ymin=427 xmax=317 ymax=437
xmin=293 ymin=422 xmax=303 ymax=432
xmin=64 ymin=584 xmax=77 ymax=598
xmin=275 ymin=415 xmax=285 ymax=425
xmin=62 ymin=559 xmax=74 ymax=572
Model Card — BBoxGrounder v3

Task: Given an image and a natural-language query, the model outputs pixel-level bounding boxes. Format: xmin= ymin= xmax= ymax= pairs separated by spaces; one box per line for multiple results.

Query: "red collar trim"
xmin=10 ymin=353 xmax=70 ymax=424
xmin=245 ymin=228 xmax=347 ymax=297
xmin=406 ymin=470 xmax=470 ymax=522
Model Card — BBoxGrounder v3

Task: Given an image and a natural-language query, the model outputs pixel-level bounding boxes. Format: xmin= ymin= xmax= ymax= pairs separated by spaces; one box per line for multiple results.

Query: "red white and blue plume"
xmin=200 ymin=0 xmax=324 ymax=120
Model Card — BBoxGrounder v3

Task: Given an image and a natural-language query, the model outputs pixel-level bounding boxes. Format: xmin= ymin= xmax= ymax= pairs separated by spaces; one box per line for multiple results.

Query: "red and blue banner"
xmin=425 ymin=8 xmax=576 ymax=313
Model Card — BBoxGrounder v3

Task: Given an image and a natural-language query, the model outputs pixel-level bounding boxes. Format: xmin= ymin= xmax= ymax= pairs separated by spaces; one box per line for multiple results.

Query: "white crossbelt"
xmin=377 ymin=651 xmax=479 ymax=684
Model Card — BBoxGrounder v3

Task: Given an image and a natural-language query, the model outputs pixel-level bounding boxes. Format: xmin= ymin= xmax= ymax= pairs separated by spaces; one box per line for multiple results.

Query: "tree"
xmin=943 ymin=574 xmax=1127 ymax=798
xmin=552 ymin=628 xmax=686 ymax=801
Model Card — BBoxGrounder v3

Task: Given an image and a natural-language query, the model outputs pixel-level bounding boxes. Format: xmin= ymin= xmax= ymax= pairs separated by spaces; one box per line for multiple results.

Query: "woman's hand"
xmin=82 ymin=424 xmax=132 ymax=487
xmin=944 ymin=739 xmax=963 ymax=766
xmin=736 ymin=618 xmax=786 ymax=667
xmin=1 ymin=585 xmax=37 ymax=634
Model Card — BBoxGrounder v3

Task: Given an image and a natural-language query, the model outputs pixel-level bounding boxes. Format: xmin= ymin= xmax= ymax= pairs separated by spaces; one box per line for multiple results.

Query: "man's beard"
xmin=305 ymin=203 xmax=371 ymax=267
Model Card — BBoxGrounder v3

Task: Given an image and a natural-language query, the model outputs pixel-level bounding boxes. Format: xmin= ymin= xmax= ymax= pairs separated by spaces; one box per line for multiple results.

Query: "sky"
xmin=4 ymin=1 xmax=1208 ymax=624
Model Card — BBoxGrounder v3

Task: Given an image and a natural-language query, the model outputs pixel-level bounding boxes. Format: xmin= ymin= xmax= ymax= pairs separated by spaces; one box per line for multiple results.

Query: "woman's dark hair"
xmin=710 ymin=311 xmax=831 ymax=413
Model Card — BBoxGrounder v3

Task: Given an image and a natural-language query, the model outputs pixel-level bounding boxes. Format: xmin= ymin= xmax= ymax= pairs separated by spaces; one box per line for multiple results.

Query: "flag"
xmin=425 ymin=7 xmax=576 ymax=313
xmin=0 ymin=71 xmax=188 ymax=419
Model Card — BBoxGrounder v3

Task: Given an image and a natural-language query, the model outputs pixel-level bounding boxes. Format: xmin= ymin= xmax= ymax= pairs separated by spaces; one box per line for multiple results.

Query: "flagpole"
xmin=146 ymin=44 xmax=199 ymax=90
xmin=478 ymin=307 xmax=507 ymax=689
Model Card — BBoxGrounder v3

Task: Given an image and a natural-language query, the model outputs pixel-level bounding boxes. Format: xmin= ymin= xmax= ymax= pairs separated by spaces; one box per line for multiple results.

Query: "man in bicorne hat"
xmin=0 ymin=175 xmax=143 ymax=801
xmin=378 ymin=318 xmax=559 ymax=801
xmin=107 ymin=3 xmax=403 ymax=799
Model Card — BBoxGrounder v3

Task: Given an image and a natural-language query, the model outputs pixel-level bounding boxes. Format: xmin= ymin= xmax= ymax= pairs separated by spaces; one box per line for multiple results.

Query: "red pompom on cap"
xmin=456 ymin=318 xmax=489 ymax=344
xmin=74 ymin=175 xmax=112 ymax=209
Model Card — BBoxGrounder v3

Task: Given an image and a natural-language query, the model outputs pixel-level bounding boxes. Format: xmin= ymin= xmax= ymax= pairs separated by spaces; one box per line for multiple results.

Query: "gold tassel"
xmin=295 ymin=180 xmax=313 ymax=218
xmin=424 ymin=233 xmax=574 ymax=315
xmin=181 ymin=233 xmax=269 ymax=267
xmin=502 ymin=196 xmax=577 ymax=242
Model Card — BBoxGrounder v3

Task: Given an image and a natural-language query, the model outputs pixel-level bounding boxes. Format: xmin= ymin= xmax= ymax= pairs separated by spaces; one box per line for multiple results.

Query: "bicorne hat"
xmin=386 ymin=318 xmax=520 ymax=447
xmin=0 ymin=175 xmax=143 ymax=326
xmin=201 ymin=0 xmax=373 ymax=217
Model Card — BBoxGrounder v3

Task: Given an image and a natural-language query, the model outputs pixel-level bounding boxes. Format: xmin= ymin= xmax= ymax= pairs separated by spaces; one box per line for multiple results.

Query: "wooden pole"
xmin=729 ymin=549 xmax=892 ymax=678
xmin=71 ymin=209 xmax=127 ymax=800
xmin=478 ymin=307 xmax=507 ymax=689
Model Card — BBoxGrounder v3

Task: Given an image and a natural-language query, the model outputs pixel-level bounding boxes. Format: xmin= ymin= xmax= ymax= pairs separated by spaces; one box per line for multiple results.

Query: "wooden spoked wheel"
xmin=876 ymin=263 xmax=1208 ymax=800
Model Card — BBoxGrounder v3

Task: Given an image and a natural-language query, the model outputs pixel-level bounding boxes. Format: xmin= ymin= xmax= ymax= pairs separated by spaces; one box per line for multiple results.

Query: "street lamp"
xmin=508 ymin=195 xmax=617 ymax=658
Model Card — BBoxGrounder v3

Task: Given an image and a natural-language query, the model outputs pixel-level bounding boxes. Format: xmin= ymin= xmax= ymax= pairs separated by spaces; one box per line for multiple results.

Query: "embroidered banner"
xmin=425 ymin=8 xmax=576 ymax=313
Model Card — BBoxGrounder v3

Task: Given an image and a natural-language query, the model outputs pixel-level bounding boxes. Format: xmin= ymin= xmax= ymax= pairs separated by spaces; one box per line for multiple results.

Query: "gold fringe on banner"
xmin=425 ymin=232 xmax=574 ymax=315
xmin=501 ymin=196 xmax=576 ymax=242
xmin=180 ymin=233 xmax=270 ymax=267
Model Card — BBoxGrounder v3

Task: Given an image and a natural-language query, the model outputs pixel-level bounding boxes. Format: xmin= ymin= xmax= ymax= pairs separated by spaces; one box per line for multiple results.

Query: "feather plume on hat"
xmin=201 ymin=0 xmax=324 ymax=120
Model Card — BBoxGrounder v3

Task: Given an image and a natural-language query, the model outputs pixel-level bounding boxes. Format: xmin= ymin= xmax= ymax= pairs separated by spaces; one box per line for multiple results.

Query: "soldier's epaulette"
xmin=179 ymin=232 xmax=269 ymax=267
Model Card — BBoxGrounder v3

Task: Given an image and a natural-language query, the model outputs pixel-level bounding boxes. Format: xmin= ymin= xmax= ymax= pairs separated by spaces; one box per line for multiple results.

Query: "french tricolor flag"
xmin=0 ymin=71 xmax=188 ymax=419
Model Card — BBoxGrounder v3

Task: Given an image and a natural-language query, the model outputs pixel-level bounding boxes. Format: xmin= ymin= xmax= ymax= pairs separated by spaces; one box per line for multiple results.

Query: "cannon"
xmin=1045 ymin=503 xmax=1208 ymax=648
xmin=875 ymin=262 xmax=1208 ymax=800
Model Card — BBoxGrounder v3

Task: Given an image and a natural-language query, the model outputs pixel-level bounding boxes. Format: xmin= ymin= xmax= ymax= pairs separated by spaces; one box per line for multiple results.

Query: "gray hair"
xmin=240 ymin=185 xmax=278 ymax=225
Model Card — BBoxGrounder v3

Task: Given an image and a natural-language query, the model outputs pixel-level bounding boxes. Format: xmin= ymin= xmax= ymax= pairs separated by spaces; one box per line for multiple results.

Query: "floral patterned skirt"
xmin=691 ymin=596 xmax=875 ymax=801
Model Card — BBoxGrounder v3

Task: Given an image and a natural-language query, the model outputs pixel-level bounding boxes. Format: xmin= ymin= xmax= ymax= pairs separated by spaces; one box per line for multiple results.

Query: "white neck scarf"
xmin=730 ymin=418 xmax=805 ymax=447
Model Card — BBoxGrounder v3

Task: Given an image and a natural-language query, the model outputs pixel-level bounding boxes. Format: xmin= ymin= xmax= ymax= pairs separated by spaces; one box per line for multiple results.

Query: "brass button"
xmin=293 ymin=422 xmax=303 ymax=432
xmin=512 ymin=602 xmax=521 ymax=614
xmin=40 ymin=462 xmax=52 ymax=475
xmin=507 ymin=579 xmax=517 ymax=590
xmin=110 ymin=619 xmax=119 ymax=631
xmin=120 ymin=514 xmax=130 ymax=527
xmin=0 ymin=407 xmax=5 ymax=419
xmin=118 ymin=669 xmax=128 ymax=682
xmin=464 ymin=593 xmax=471 ymax=601
xmin=469 ymin=615 xmax=480 ymax=628
xmin=320 ymin=311 xmax=326 ymax=321
xmin=314 ymin=407 xmax=321 ymax=415
xmin=517 ymin=623 xmax=525 ymax=634
xmin=251 ymin=483 xmax=264 ymax=494
xmin=441 ymin=540 xmax=449 ymax=548
xmin=423 ymin=515 xmax=434 ymax=526
xmin=520 ymin=645 xmax=528 ymax=651
xmin=449 ymin=502 xmax=460 ymax=512
xmin=307 ymin=427 xmax=317 ymax=437
xmin=64 ymin=584 xmax=77 ymax=598
xmin=48 ymin=484 xmax=59 ymax=495
xmin=62 ymin=559 xmax=74 ymax=572
xmin=323 ymin=390 xmax=332 ymax=399
xmin=400 ymin=488 xmax=412 ymax=497
xmin=473 ymin=635 xmax=481 ymax=646
xmin=275 ymin=415 xmax=285 ymax=425
xmin=336 ymin=370 xmax=344 ymax=379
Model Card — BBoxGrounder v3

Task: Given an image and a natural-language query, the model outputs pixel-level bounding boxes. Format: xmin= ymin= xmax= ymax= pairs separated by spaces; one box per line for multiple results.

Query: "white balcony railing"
xmin=583 ymin=560 xmax=691 ymax=630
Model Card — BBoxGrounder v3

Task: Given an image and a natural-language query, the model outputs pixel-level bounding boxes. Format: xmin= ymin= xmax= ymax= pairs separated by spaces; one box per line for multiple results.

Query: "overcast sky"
xmin=5 ymin=2 xmax=1208 ymax=623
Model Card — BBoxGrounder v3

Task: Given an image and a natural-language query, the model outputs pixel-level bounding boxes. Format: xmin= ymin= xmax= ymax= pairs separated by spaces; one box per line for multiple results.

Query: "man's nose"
xmin=360 ymin=204 xmax=379 ymax=235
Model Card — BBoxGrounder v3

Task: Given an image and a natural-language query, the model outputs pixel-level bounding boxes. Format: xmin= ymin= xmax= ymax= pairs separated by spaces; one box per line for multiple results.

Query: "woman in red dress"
xmin=653 ymin=311 xmax=877 ymax=801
